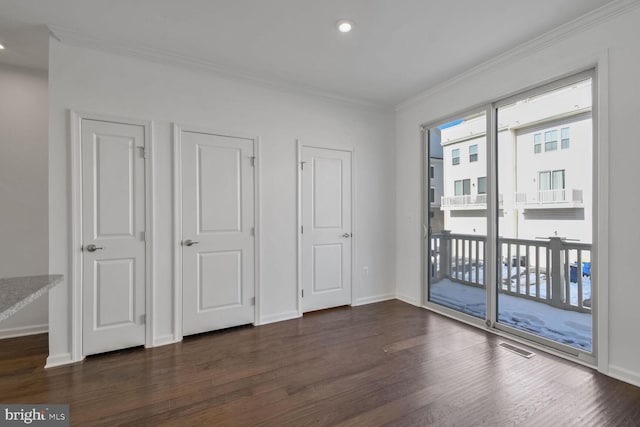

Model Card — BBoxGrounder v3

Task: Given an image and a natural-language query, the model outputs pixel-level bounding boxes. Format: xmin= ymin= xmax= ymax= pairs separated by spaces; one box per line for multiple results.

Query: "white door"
xmin=181 ymin=130 xmax=255 ymax=336
xmin=301 ymin=146 xmax=352 ymax=312
xmin=81 ymin=119 xmax=146 ymax=356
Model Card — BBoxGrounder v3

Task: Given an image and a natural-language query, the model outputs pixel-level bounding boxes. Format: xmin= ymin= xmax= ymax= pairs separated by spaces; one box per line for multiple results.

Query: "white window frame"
xmin=469 ymin=144 xmax=478 ymax=162
xmin=561 ymin=127 xmax=570 ymax=149
xmin=477 ymin=176 xmax=487 ymax=194
xmin=452 ymin=148 xmax=460 ymax=165
xmin=534 ymin=133 xmax=542 ymax=153
xmin=454 ymin=179 xmax=463 ymax=196
xmin=544 ymin=129 xmax=558 ymax=151
xmin=539 ymin=169 xmax=566 ymax=191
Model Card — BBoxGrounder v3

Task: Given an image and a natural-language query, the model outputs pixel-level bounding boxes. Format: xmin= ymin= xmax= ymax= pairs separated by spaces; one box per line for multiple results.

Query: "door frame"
xmin=173 ymin=124 xmax=261 ymax=341
xmin=420 ymin=63 xmax=609 ymax=371
xmin=69 ymin=111 xmax=155 ymax=362
xmin=296 ymin=140 xmax=356 ymax=316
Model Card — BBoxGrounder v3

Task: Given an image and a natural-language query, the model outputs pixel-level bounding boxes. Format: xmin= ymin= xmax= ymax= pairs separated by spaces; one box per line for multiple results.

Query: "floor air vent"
xmin=499 ymin=342 xmax=535 ymax=358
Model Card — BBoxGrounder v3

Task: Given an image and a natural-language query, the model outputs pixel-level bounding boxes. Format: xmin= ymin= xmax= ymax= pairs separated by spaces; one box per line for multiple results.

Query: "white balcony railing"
xmin=515 ymin=189 xmax=583 ymax=209
xmin=441 ymin=194 xmax=503 ymax=210
xmin=430 ymin=232 xmax=591 ymax=313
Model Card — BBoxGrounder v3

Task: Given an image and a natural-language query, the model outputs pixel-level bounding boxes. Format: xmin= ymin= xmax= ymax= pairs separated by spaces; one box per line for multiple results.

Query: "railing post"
xmin=549 ymin=237 xmax=565 ymax=308
xmin=441 ymin=230 xmax=452 ymax=279
xmin=432 ymin=235 xmax=442 ymax=281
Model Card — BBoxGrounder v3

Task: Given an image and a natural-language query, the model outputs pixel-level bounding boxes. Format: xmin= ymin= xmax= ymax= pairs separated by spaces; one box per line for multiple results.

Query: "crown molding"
xmin=395 ymin=0 xmax=640 ymax=112
xmin=47 ymin=24 xmax=393 ymax=113
xmin=0 ymin=60 xmax=48 ymax=75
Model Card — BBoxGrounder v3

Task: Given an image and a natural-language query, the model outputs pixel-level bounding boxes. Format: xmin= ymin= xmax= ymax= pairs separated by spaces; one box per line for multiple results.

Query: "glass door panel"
xmin=426 ymin=111 xmax=487 ymax=319
xmin=495 ymin=77 xmax=593 ymax=353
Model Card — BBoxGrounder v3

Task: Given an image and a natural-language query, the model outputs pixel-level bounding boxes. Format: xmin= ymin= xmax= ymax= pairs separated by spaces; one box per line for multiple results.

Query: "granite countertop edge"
xmin=0 ymin=275 xmax=64 ymax=323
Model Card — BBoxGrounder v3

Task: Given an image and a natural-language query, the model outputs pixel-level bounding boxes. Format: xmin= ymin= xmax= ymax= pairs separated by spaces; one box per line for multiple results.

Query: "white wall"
xmin=395 ymin=4 xmax=640 ymax=385
xmin=514 ymin=114 xmax=592 ymax=243
xmin=441 ymin=136 xmax=489 ymax=236
xmin=0 ymin=64 xmax=49 ymax=338
xmin=48 ymin=40 xmax=396 ymax=361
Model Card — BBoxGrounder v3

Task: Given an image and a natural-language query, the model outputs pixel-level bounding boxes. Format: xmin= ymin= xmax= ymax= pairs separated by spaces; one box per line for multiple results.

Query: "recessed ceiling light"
xmin=0 ymin=44 xmax=5 ymax=50
xmin=337 ymin=19 xmax=354 ymax=33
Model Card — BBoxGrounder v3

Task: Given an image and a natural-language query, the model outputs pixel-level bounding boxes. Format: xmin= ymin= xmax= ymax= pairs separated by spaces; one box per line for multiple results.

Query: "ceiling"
xmin=0 ymin=15 xmax=48 ymax=70
xmin=0 ymin=0 xmax=615 ymax=106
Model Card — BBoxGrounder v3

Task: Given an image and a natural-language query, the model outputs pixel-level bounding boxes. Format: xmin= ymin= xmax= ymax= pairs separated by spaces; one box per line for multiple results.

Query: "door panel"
xmin=425 ymin=113 xmax=487 ymax=321
xmin=95 ymin=258 xmax=135 ymax=328
xmin=301 ymin=147 xmax=352 ymax=312
xmin=95 ymin=135 xmax=136 ymax=237
xmin=312 ymin=157 xmax=343 ymax=228
xmin=312 ymin=244 xmax=343 ymax=292
xmin=182 ymin=131 xmax=255 ymax=336
xmin=82 ymin=119 xmax=146 ymax=356
xmin=496 ymin=77 xmax=594 ymax=353
xmin=197 ymin=145 xmax=242 ymax=233
xmin=198 ymin=250 xmax=242 ymax=311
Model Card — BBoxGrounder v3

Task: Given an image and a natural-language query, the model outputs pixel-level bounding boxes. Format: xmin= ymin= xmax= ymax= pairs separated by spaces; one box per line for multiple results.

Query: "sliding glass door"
xmin=495 ymin=74 xmax=594 ymax=354
xmin=425 ymin=111 xmax=487 ymax=321
xmin=424 ymin=71 xmax=595 ymax=359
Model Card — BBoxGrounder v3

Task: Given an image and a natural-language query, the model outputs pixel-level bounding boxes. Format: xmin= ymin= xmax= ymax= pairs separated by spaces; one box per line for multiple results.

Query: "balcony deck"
xmin=429 ymin=278 xmax=592 ymax=352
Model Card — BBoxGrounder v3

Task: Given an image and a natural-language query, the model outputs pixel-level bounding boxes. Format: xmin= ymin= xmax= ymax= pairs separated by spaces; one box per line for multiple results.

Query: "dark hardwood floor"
xmin=1 ymin=300 xmax=639 ymax=426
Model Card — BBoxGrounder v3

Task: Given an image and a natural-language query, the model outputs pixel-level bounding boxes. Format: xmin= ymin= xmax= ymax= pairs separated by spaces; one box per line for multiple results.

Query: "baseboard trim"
xmin=45 ymin=352 xmax=77 ymax=368
xmin=608 ymin=365 xmax=640 ymax=388
xmin=152 ymin=334 xmax=179 ymax=348
xmin=354 ymin=293 xmax=396 ymax=306
xmin=259 ymin=310 xmax=301 ymax=326
xmin=395 ymin=293 xmax=421 ymax=307
xmin=0 ymin=323 xmax=48 ymax=340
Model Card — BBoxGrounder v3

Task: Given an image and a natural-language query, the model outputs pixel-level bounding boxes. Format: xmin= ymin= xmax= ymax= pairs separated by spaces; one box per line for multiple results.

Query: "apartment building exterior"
xmin=436 ymin=80 xmax=592 ymax=244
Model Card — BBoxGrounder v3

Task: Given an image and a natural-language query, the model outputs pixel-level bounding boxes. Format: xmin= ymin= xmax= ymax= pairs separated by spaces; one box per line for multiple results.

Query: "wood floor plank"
xmin=1 ymin=300 xmax=639 ymax=426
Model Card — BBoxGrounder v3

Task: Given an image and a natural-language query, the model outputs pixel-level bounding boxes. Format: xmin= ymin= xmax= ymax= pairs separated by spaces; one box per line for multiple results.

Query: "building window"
xmin=544 ymin=130 xmax=558 ymax=151
xmin=430 ymin=187 xmax=435 ymax=202
xmin=469 ymin=144 xmax=478 ymax=162
xmin=430 ymin=165 xmax=435 ymax=178
xmin=534 ymin=133 xmax=542 ymax=153
xmin=538 ymin=170 xmax=565 ymax=190
xmin=454 ymin=179 xmax=471 ymax=196
xmin=539 ymin=171 xmax=549 ymax=190
xmin=477 ymin=176 xmax=487 ymax=194
xmin=463 ymin=179 xmax=471 ymax=195
xmin=552 ymin=170 xmax=565 ymax=190
xmin=452 ymin=149 xmax=460 ymax=165
xmin=561 ymin=127 xmax=570 ymax=149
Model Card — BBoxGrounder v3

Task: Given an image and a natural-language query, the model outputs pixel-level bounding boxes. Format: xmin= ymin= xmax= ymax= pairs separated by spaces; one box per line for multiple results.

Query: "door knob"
xmin=85 ymin=244 xmax=104 ymax=252
xmin=183 ymin=239 xmax=199 ymax=247
xmin=342 ymin=233 xmax=352 ymax=238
